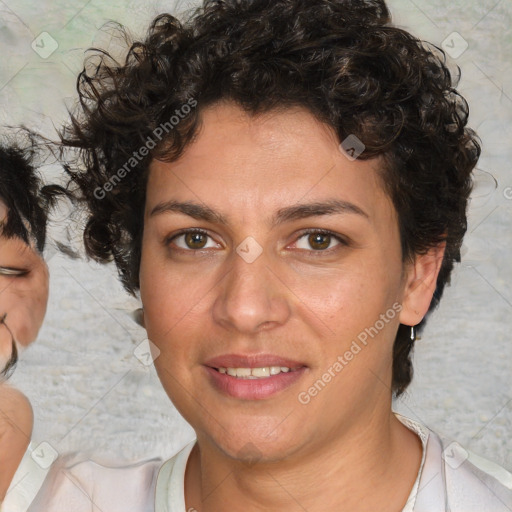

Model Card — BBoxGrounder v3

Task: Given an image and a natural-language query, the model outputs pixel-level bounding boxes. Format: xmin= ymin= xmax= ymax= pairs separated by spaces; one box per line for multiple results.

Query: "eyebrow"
xmin=149 ymin=198 xmax=369 ymax=227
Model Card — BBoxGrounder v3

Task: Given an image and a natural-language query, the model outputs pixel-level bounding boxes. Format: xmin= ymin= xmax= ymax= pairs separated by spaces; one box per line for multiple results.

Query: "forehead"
xmin=145 ymin=102 xmax=394 ymax=225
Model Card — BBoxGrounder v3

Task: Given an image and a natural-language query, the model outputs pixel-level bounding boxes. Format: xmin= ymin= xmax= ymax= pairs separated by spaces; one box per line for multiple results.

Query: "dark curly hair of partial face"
xmin=0 ymin=138 xmax=51 ymax=253
xmin=61 ymin=0 xmax=480 ymax=397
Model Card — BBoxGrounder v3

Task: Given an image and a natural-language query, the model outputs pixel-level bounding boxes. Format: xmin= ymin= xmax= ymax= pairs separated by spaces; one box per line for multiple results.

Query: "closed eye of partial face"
xmin=0 ymin=238 xmax=34 ymax=277
xmin=0 ymin=266 xmax=30 ymax=277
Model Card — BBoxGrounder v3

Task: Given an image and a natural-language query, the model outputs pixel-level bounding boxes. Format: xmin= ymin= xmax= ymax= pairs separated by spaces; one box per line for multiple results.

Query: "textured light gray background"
xmin=1 ymin=0 xmax=511 ymax=471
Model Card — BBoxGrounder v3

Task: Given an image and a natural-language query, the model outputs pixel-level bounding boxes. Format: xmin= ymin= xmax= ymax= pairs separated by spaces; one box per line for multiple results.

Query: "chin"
xmin=199 ymin=414 xmax=310 ymax=465
xmin=226 ymin=437 xmax=308 ymax=466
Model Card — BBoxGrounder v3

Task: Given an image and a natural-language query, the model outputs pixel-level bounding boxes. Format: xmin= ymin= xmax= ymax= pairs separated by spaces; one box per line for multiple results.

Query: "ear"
xmin=399 ymin=242 xmax=446 ymax=327
xmin=132 ymin=307 xmax=146 ymax=328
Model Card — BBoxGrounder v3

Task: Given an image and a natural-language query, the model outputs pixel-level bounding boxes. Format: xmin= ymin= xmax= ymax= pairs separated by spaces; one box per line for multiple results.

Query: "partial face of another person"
xmin=140 ymin=102 xmax=442 ymax=462
xmin=0 ymin=200 xmax=49 ymax=370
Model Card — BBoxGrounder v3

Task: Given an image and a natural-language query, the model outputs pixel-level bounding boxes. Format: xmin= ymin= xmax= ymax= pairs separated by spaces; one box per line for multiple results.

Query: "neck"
xmin=185 ymin=409 xmax=422 ymax=512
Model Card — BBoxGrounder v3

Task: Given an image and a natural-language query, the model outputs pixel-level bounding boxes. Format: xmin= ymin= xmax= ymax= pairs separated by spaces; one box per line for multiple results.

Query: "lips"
xmin=204 ymin=353 xmax=307 ymax=370
xmin=203 ymin=353 xmax=308 ymax=400
xmin=204 ymin=366 xmax=307 ymax=400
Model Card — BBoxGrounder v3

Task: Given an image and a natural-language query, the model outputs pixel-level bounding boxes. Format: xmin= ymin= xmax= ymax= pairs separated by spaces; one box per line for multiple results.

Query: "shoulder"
xmin=440 ymin=435 xmax=512 ymax=511
xmin=2 ymin=444 xmax=162 ymax=512
xmin=155 ymin=440 xmax=196 ymax=512
xmin=405 ymin=413 xmax=512 ymax=512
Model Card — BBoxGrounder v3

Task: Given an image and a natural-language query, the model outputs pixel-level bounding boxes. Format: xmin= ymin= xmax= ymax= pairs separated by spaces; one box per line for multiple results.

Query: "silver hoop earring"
xmin=410 ymin=325 xmax=416 ymax=343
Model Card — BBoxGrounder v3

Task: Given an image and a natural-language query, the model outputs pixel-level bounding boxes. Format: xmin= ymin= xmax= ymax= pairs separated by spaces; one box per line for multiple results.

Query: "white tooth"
xmin=251 ymin=367 xmax=270 ymax=377
xmin=235 ymin=368 xmax=252 ymax=377
xmin=220 ymin=367 xmax=295 ymax=378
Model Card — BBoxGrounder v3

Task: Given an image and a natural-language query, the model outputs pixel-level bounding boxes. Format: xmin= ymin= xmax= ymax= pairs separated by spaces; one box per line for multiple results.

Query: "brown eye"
xmin=294 ymin=230 xmax=347 ymax=254
xmin=166 ymin=229 xmax=219 ymax=251
xmin=308 ymin=233 xmax=331 ymax=250
xmin=184 ymin=232 xmax=208 ymax=249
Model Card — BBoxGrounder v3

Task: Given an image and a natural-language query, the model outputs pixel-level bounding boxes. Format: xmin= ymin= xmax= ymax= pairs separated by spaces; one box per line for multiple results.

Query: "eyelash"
xmin=165 ymin=228 xmax=347 ymax=255
xmin=0 ymin=266 xmax=30 ymax=277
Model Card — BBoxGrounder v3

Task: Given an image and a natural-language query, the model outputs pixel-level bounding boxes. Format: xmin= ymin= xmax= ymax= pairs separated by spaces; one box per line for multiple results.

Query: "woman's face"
xmin=140 ymin=103 xmax=440 ymax=461
xmin=0 ymin=201 xmax=49 ymax=366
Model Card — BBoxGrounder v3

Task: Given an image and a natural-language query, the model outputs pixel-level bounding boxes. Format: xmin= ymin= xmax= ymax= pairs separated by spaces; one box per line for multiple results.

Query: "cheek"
xmin=139 ymin=242 xmax=205 ymax=352
xmin=29 ymin=287 xmax=49 ymax=342
xmin=8 ymin=302 xmax=44 ymax=347
xmin=294 ymin=272 xmax=365 ymax=340
xmin=1 ymin=281 xmax=49 ymax=348
xmin=289 ymin=254 xmax=398 ymax=329
xmin=0 ymin=326 xmax=12 ymax=362
xmin=140 ymin=252 xmax=210 ymax=410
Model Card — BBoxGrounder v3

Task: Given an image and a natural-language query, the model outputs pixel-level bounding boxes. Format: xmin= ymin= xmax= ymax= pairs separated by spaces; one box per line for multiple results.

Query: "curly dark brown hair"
xmin=61 ymin=0 xmax=480 ymax=397
xmin=0 ymin=138 xmax=50 ymax=253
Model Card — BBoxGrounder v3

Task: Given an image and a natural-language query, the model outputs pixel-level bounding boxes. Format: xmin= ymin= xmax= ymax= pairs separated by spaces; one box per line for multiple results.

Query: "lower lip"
xmin=204 ymin=366 xmax=307 ymax=400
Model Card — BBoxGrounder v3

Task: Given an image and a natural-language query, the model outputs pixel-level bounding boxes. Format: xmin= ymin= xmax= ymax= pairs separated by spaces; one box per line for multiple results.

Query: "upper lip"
xmin=204 ymin=354 xmax=307 ymax=369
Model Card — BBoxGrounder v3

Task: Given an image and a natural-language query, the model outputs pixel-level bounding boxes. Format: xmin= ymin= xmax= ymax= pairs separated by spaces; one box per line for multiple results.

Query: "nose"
xmin=212 ymin=247 xmax=291 ymax=334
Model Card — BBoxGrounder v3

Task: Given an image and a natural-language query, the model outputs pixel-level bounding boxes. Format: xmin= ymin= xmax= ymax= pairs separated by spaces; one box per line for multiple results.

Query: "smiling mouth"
xmin=213 ymin=366 xmax=304 ymax=379
xmin=205 ymin=362 xmax=307 ymax=400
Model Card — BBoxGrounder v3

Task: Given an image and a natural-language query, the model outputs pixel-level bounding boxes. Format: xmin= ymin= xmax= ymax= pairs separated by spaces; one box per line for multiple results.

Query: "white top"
xmin=2 ymin=413 xmax=512 ymax=511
